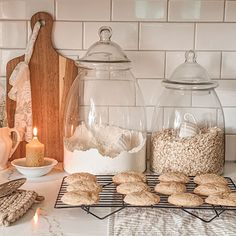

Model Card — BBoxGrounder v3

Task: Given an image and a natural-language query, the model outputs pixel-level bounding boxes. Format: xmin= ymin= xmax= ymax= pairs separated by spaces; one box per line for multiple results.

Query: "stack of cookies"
xmin=113 ymin=171 xmax=160 ymax=206
xmin=61 ymin=172 xmax=102 ymax=206
xmin=155 ymin=172 xmax=204 ymax=207
xmin=194 ymin=173 xmax=236 ymax=207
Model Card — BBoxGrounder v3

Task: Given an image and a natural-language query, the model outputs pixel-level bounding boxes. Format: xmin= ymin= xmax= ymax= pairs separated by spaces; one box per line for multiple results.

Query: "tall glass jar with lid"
xmin=63 ymin=26 xmax=146 ymax=174
xmin=150 ymin=51 xmax=225 ymax=175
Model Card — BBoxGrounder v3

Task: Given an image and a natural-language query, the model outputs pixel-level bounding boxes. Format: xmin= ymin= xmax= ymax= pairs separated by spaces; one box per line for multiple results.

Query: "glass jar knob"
xmin=185 ymin=50 xmax=197 ymax=63
xmin=99 ymin=26 xmax=112 ymax=41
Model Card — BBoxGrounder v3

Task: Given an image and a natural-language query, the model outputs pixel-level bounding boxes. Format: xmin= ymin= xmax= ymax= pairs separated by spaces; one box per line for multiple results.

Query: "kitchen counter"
xmin=0 ymin=162 xmax=236 ymax=236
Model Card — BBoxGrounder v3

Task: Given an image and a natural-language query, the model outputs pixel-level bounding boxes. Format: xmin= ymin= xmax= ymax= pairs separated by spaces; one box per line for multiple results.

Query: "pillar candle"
xmin=26 ymin=127 xmax=45 ymax=167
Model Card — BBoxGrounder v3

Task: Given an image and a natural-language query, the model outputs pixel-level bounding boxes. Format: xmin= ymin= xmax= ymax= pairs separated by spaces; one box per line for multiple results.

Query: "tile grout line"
xmin=223 ymin=0 xmax=226 ymax=22
xmin=82 ymin=22 xmax=84 ymax=50
xmin=54 ymin=0 xmax=56 ymax=20
xmin=164 ymin=51 xmax=167 ymax=79
xmin=110 ymin=0 xmax=112 ymax=21
xmin=138 ymin=22 xmax=141 ymax=50
xmin=220 ymin=51 xmax=223 ymax=79
xmin=193 ymin=22 xmax=196 ymax=50
xmin=166 ymin=0 xmax=169 ymax=22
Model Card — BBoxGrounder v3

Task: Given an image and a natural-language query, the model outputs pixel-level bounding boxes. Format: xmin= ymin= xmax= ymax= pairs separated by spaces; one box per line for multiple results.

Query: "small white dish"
xmin=11 ymin=157 xmax=58 ymax=178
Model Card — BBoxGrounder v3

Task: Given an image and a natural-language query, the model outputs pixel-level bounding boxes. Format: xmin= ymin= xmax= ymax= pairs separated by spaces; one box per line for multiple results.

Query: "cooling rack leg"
xmin=181 ymin=208 xmax=226 ymax=223
xmin=80 ymin=206 xmax=126 ymax=220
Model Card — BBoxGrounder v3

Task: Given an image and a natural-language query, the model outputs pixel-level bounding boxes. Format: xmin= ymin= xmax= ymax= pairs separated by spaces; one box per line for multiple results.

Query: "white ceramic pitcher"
xmin=0 ymin=127 xmax=20 ymax=170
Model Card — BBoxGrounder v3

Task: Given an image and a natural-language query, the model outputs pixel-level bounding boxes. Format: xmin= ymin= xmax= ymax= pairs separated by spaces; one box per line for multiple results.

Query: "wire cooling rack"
xmin=54 ymin=175 xmax=236 ymax=223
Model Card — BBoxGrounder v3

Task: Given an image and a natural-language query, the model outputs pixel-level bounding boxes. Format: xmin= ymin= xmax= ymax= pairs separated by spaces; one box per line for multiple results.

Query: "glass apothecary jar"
xmin=63 ymin=26 xmax=146 ymax=174
xmin=150 ymin=51 xmax=225 ymax=175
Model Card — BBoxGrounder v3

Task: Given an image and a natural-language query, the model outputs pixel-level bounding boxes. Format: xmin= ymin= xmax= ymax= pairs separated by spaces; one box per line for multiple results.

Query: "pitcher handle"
xmin=9 ymin=128 xmax=21 ymax=158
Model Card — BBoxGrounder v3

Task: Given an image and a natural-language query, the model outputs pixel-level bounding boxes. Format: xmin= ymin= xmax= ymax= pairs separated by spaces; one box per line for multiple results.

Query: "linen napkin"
xmin=8 ymin=21 xmax=41 ymax=142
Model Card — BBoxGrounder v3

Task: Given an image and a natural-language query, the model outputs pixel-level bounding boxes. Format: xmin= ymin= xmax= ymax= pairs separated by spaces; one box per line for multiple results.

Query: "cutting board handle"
xmin=30 ymin=12 xmax=54 ymax=48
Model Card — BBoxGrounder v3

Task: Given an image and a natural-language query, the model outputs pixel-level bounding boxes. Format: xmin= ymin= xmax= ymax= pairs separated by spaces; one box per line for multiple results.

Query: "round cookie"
xmin=116 ymin=182 xmax=149 ymax=194
xmin=205 ymin=193 xmax=236 ymax=207
xmin=124 ymin=191 xmax=160 ymax=206
xmin=159 ymin=172 xmax=189 ymax=184
xmin=65 ymin=172 xmax=97 ymax=185
xmin=168 ymin=193 xmax=203 ymax=207
xmin=67 ymin=180 xmax=102 ymax=193
xmin=61 ymin=191 xmax=99 ymax=206
xmin=193 ymin=183 xmax=231 ymax=196
xmin=193 ymin=174 xmax=228 ymax=185
xmin=154 ymin=182 xmax=186 ymax=195
xmin=112 ymin=171 xmax=146 ymax=184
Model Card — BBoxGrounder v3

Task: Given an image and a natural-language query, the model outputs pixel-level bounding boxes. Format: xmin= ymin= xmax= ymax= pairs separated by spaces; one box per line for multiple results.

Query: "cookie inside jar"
xmin=150 ymin=51 xmax=225 ymax=176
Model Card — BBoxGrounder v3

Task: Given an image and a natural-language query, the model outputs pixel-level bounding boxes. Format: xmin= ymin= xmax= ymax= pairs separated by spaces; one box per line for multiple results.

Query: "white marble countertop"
xmin=0 ymin=162 xmax=236 ymax=236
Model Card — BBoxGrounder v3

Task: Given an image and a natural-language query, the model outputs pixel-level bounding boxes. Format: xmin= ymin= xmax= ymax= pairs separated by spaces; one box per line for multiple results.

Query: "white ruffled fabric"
xmin=8 ymin=21 xmax=41 ymax=142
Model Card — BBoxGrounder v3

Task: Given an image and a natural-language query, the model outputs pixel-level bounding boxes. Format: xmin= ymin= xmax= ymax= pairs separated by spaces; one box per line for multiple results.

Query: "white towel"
xmin=108 ymin=178 xmax=236 ymax=236
xmin=8 ymin=21 xmax=41 ymax=142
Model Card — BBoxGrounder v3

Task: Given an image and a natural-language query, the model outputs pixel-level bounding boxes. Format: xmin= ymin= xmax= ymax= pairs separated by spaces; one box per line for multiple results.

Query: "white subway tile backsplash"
xmin=0 ymin=21 xmax=26 ymax=48
xmin=0 ymin=49 xmax=25 ymax=77
xmin=225 ymin=135 xmax=236 ymax=161
xmin=222 ymin=52 xmax=236 ymax=79
xmin=83 ymin=80 xmax=136 ymax=106
xmin=112 ymin=0 xmax=167 ymax=21
xmin=80 ymin=106 xmax=109 ymax=124
xmin=109 ymin=106 xmax=146 ymax=131
xmin=84 ymin=22 xmax=138 ymax=50
xmin=53 ymin=22 xmax=83 ymax=50
xmin=197 ymin=52 xmax=221 ymax=79
xmin=1 ymin=0 xmax=236 ymax=159
xmin=196 ymin=23 xmax=236 ymax=50
xmin=146 ymin=107 xmax=155 ymax=132
xmin=137 ymin=79 xmax=163 ymax=106
xmin=224 ymin=108 xmax=236 ymax=134
xmin=127 ymin=51 xmax=165 ymax=78
xmin=57 ymin=50 xmax=86 ymax=60
xmin=225 ymin=1 xmax=236 ymax=22
xmin=168 ymin=0 xmax=224 ymax=22
xmin=216 ymin=80 xmax=236 ymax=107
xmin=0 ymin=0 xmax=54 ymax=20
xmin=55 ymin=0 xmax=110 ymax=21
xmin=165 ymin=51 xmax=185 ymax=78
xmin=140 ymin=23 xmax=194 ymax=50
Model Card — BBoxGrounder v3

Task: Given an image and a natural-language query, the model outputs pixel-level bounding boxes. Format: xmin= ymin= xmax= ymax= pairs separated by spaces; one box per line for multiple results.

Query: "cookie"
xmin=124 ymin=191 xmax=160 ymax=206
xmin=159 ymin=172 xmax=189 ymax=184
xmin=67 ymin=180 xmax=102 ymax=193
xmin=205 ymin=192 xmax=236 ymax=207
xmin=194 ymin=174 xmax=228 ymax=186
xmin=168 ymin=193 xmax=203 ymax=207
xmin=65 ymin=172 xmax=97 ymax=185
xmin=112 ymin=171 xmax=146 ymax=184
xmin=154 ymin=182 xmax=186 ymax=195
xmin=61 ymin=191 xmax=99 ymax=206
xmin=116 ymin=182 xmax=149 ymax=194
xmin=194 ymin=183 xmax=231 ymax=196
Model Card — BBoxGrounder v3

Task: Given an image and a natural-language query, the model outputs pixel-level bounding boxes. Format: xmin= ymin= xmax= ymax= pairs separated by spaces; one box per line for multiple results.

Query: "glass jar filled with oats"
xmin=150 ymin=50 xmax=225 ymax=175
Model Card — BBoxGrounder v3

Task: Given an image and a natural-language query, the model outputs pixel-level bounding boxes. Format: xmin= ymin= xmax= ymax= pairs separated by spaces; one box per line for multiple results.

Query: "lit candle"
xmin=26 ymin=127 xmax=45 ymax=167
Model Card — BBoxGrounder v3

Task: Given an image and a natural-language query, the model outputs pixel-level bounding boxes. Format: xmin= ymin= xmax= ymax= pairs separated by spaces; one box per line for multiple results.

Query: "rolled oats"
xmin=150 ymin=127 xmax=224 ymax=175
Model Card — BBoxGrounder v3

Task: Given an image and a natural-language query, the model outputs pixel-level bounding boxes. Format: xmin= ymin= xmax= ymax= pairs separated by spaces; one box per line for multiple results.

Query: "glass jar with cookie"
xmin=150 ymin=50 xmax=225 ymax=176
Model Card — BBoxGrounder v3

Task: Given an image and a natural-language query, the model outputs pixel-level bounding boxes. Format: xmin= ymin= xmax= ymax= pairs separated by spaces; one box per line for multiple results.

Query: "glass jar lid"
xmin=76 ymin=26 xmax=130 ymax=64
xmin=163 ymin=50 xmax=218 ymax=90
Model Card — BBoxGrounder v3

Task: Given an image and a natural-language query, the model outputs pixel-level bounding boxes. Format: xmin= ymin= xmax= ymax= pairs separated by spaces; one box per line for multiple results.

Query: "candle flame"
xmin=33 ymin=127 xmax=38 ymax=137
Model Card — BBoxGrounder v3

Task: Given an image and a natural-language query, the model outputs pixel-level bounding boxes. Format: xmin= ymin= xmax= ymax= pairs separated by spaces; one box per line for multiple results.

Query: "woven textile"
xmin=0 ymin=190 xmax=38 ymax=226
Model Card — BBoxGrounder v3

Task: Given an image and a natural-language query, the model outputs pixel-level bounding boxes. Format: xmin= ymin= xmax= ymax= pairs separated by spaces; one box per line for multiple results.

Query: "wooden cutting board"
xmin=6 ymin=12 xmax=78 ymax=162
